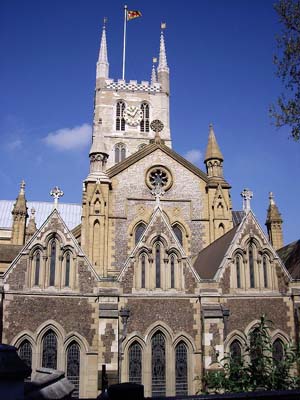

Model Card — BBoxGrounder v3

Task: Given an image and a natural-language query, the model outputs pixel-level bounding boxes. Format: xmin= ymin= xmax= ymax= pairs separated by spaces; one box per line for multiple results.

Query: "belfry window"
xmin=151 ymin=332 xmax=166 ymax=396
xmin=67 ymin=341 xmax=80 ymax=397
xmin=18 ymin=340 xmax=32 ymax=369
xmin=115 ymin=143 xmax=126 ymax=163
xmin=129 ymin=342 xmax=142 ymax=384
xmin=49 ymin=240 xmax=56 ymax=286
xmin=175 ymin=342 xmax=188 ymax=395
xmin=140 ymin=102 xmax=150 ymax=133
xmin=42 ymin=330 xmax=57 ymax=369
xmin=34 ymin=251 xmax=40 ymax=286
xmin=249 ymin=244 xmax=255 ymax=288
xmin=116 ymin=101 xmax=125 ymax=131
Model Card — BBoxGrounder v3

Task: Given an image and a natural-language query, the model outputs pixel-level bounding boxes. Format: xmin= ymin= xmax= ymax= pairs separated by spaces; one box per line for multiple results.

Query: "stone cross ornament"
xmin=50 ymin=186 xmax=64 ymax=209
xmin=241 ymin=188 xmax=253 ymax=213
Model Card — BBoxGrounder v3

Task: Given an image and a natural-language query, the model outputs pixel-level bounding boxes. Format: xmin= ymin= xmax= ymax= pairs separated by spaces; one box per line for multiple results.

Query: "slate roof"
xmin=193 ymin=225 xmax=239 ymax=279
xmin=277 ymin=240 xmax=300 ymax=280
xmin=232 ymin=210 xmax=245 ymax=227
xmin=0 ymin=200 xmax=81 ymax=230
xmin=0 ymin=244 xmax=23 ymax=263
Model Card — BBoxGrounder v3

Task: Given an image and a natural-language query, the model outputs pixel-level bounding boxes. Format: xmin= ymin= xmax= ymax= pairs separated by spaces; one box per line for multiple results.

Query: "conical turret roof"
xmin=204 ymin=124 xmax=223 ymax=162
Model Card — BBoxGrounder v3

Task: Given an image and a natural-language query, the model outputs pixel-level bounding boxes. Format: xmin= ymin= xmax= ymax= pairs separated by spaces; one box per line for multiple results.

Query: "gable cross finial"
xmin=241 ymin=188 xmax=253 ymax=213
xmin=50 ymin=186 xmax=64 ymax=209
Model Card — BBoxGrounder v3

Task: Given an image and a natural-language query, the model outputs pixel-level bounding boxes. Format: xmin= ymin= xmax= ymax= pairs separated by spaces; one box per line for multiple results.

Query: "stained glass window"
xmin=34 ymin=251 xmax=40 ymax=286
xmin=141 ymin=255 xmax=146 ymax=288
xmin=273 ymin=338 xmax=284 ymax=363
xmin=236 ymin=256 xmax=241 ymax=288
xmin=42 ymin=330 xmax=57 ymax=369
xmin=49 ymin=240 xmax=56 ymax=286
xmin=65 ymin=252 xmax=70 ymax=287
xmin=129 ymin=342 xmax=142 ymax=384
xmin=67 ymin=342 xmax=80 ymax=398
xmin=155 ymin=244 xmax=161 ymax=288
xmin=263 ymin=256 xmax=268 ymax=288
xmin=230 ymin=339 xmax=242 ymax=363
xmin=140 ymin=102 xmax=150 ymax=133
xmin=175 ymin=342 xmax=188 ymax=395
xmin=135 ymin=223 xmax=146 ymax=244
xmin=116 ymin=101 xmax=125 ymax=131
xmin=249 ymin=244 xmax=255 ymax=288
xmin=152 ymin=332 xmax=165 ymax=396
xmin=170 ymin=256 xmax=175 ymax=289
xmin=19 ymin=340 xmax=32 ymax=369
xmin=172 ymin=224 xmax=183 ymax=246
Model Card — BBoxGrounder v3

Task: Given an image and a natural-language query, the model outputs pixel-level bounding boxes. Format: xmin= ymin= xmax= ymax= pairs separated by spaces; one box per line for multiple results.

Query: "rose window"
xmin=146 ymin=166 xmax=172 ymax=191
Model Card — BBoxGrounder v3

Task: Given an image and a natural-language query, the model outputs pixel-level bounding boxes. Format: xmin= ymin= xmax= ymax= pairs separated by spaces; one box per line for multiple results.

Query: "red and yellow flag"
xmin=127 ymin=10 xmax=142 ymax=21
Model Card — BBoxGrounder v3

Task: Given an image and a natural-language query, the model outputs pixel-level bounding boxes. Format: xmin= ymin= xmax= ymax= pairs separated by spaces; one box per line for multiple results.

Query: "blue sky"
xmin=0 ymin=0 xmax=299 ymax=244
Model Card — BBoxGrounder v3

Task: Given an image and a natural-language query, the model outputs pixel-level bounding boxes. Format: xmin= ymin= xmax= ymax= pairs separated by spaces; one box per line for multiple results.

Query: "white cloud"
xmin=6 ymin=139 xmax=22 ymax=150
xmin=44 ymin=123 xmax=91 ymax=151
xmin=184 ymin=149 xmax=202 ymax=165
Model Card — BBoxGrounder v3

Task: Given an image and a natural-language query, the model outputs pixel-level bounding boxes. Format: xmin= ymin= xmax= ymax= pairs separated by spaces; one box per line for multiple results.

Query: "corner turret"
xmin=204 ymin=123 xmax=224 ymax=181
xmin=265 ymin=192 xmax=283 ymax=250
xmin=11 ymin=180 xmax=28 ymax=245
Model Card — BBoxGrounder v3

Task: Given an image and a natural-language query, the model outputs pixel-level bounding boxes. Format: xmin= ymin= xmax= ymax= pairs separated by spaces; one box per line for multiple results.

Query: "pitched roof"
xmin=0 ymin=244 xmax=23 ymax=263
xmin=107 ymin=143 xmax=208 ymax=182
xmin=193 ymin=225 xmax=239 ymax=279
xmin=0 ymin=200 xmax=81 ymax=230
xmin=277 ymin=240 xmax=300 ymax=279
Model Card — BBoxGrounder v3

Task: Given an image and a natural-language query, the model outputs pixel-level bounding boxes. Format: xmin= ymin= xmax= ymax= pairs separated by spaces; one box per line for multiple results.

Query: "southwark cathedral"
xmin=0 ymin=24 xmax=300 ymax=399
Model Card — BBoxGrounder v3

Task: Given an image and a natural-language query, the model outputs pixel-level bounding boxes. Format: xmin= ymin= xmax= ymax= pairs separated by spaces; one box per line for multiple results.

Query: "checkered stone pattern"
xmin=105 ymin=80 xmax=161 ymax=93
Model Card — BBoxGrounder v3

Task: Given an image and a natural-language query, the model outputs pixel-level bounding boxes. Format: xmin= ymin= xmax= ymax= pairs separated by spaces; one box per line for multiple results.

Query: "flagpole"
xmin=122 ymin=5 xmax=127 ymax=80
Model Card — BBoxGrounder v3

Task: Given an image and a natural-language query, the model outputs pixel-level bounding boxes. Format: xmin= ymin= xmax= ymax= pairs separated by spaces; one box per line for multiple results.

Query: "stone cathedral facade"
xmin=0 ymin=24 xmax=300 ymax=399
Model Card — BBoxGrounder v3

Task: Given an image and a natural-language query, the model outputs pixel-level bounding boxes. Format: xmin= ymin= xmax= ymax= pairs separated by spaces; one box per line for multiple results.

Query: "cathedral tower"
xmin=265 ymin=192 xmax=283 ymax=250
xmin=93 ymin=24 xmax=171 ymax=168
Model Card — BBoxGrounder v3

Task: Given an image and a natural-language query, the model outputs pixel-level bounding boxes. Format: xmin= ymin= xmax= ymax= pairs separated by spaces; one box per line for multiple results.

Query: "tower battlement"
xmin=103 ymin=79 xmax=161 ymax=93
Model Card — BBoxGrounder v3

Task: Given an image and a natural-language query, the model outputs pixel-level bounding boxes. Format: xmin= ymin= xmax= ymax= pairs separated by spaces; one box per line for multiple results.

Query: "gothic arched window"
xmin=140 ymin=102 xmax=150 ymax=133
xmin=273 ymin=338 xmax=284 ymax=363
xmin=42 ymin=330 xmax=57 ymax=369
xmin=155 ymin=243 xmax=161 ymax=288
xmin=141 ymin=254 xmax=146 ymax=289
xmin=151 ymin=332 xmax=166 ymax=396
xmin=67 ymin=341 xmax=80 ymax=397
xmin=34 ymin=251 xmax=41 ymax=286
xmin=170 ymin=255 xmax=175 ymax=289
xmin=65 ymin=252 xmax=71 ymax=287
xmin=116 ymin=101 xmax=125 ymax=131
xmin=236 ymin=255 xmax=241 ymax=288
xmin=129 ymin=342 xmax=142 ymax=384
xmin=230 ymin=339 xmax=242 ymax=363
xmin=249 ymin=243 xmax=255 ymax=288
xmin=49 ymin=240 xmax=56 ymax=286
xmin=115 ymin=143 xmax=126 ymax=163
xmin=175 ymin=342 xmax=188 ymax=395
xmin=172 ymin=224 xmax=183 ymax=246
xmin=135 ymin=222 xmax=146 ymax=245
xmin=18 ymin=340 xmax=32 ymax=369
xmin=263 ymin=255 xmax=268 ymax=288
xmin=250 ymin=327 xmax=262 ymax=363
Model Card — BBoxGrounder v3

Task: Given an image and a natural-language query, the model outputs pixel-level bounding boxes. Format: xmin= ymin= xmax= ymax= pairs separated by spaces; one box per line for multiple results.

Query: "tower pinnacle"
xmin=204 ymin=124 xmax=224 ymax=179
xmin=157 ymin=24 xmax=170 ymax=94
xmin=87 ymin=121 xmax=110 ymax=182
xmin=96 ymin=21 xmax=109 ymax=80
xmin=266 ymin=192 xmax=283 ymax=250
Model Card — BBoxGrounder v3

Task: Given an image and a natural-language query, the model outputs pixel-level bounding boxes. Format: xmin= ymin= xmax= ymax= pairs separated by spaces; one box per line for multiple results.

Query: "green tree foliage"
xmin=203 ymin=316 xmax=300 ymax=393
xmin=270 ymin=0 xmax=300 ymax=140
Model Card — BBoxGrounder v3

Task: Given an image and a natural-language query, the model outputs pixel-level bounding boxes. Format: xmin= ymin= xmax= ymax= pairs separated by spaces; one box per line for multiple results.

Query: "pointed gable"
xmin=4 ymin=209 xmax=98 ymax=293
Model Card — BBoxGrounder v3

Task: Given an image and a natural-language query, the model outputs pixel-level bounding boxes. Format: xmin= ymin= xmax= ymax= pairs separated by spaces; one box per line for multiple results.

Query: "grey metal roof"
xmin=232 ymin=210 xmax=245 ymax=227
xmin=0 ymin=200 xmax=81 ymax=230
